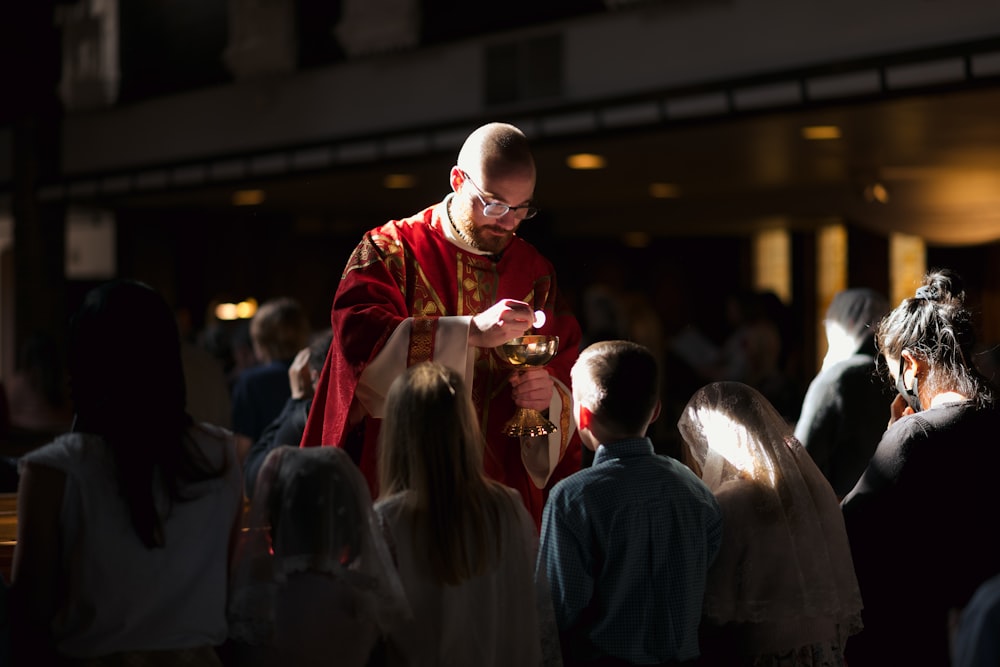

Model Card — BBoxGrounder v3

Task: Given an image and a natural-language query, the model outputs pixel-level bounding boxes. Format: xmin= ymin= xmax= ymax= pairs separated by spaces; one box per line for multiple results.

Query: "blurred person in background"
xmin=4 ymin=331 xmax=73 ymax=439
xmin=231 ymin=297 xmax=311 ymax=462
xmin=795 ymin=288 xmax=891 ymax=499
xmin=243 ymin=329 xmax=332 ymax=499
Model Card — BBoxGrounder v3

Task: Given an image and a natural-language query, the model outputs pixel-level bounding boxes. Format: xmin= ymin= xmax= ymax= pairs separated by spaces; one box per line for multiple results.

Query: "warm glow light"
xmin=215 ymin=303 xmax=239 ymax=320
xmin=890 ymin=234 xmax=926 ymax=308
xmin=566 ymin=153 xmax=606 ymax=170
xmin=863 ymin=182 xmax=890 ymax=204
xmin=816 ymin=223 xmax=848 ymax=370
xmin=649 ymin=182 xmax=681 ymax=199
xmin=235 ymin=298 xmax=259 ymax=319
xmin=232 ymin=189 xmax=266 ymax=206
xmin=801 ymin=125 xmax=842 ymax=140
xmin=215 ymin=298 xmax=259 ymax=321
xmin=383 ymin=173 xmax=417 ymax=189
xmin=623 ymin=231 xmax=651 ymax=248
xmin=753 ymin=227 xmax=791 ymax=303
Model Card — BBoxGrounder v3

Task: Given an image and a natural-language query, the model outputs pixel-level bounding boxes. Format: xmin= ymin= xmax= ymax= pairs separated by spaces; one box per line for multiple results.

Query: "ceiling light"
xmin=566 ymin=153 xmax=606 ymax=170
xmin=863 ymin=182 xmax=890 ymax=204
xmin=623 ymin=232 xmax=651 ymax=248
xmin=649 ymin=183 xmax=681 ymax=198
xmin=801 ymin=125 xmax=842 ymax=140
xmin=232 ymin=189 xmax=265 ymax=206
xmin=384 ymin=173 xmax=417 ymax=189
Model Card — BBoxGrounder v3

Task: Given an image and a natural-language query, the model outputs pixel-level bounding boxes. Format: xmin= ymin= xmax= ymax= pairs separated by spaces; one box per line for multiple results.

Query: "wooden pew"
xmin=0 ymin=492 xmax=16 ymax=582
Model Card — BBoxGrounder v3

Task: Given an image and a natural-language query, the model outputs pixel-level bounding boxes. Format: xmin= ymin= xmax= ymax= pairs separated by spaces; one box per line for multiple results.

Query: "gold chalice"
xmin=501 ymin=334 xmax=560 ymax=437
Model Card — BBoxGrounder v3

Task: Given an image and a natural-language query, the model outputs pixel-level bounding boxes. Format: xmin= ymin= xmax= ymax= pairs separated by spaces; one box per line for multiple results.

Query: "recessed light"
xmin=801 ymin=125 xmax=842 ymax=140
xmin=566 ymin=153 xmax=606 ymax=170
xmin=863 ymin=182 xmax=890 ymax=204
xmin=232 ymin=189 xmax=265 ymax=206
xmin=384 ymin=174 xmax=417 ymax=189
xmin=649 ymin=183 xmax=681 ymax=199
xmin=623 ymin=232 xmax=651 ymax=248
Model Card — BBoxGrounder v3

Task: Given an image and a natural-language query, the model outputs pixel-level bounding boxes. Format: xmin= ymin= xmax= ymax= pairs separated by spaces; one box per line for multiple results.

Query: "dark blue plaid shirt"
xmin=536 ymin=437 xmax=723 ymax=664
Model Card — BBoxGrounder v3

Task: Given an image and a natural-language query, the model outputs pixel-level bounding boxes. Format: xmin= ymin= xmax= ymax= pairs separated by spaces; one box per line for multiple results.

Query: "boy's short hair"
xmin=571 ymin=340 xmax=659 ymax=435
xmin=250 ymin=297 xmax=310 ymax=361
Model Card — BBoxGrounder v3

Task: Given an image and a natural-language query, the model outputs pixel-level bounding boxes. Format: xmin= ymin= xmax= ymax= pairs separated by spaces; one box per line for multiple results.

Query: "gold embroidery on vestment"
xmin=408 ymin=317 xmax=435 ymax=366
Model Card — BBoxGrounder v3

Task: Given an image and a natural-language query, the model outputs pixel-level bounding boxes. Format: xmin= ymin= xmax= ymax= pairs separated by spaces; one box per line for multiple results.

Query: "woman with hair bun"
xmin=842 ymin=268 xmax=1000 ymax=666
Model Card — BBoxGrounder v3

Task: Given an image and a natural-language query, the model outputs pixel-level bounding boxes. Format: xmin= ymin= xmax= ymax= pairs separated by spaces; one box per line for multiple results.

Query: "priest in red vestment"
xmin=300 ymin=122 xmax=582 ymax=527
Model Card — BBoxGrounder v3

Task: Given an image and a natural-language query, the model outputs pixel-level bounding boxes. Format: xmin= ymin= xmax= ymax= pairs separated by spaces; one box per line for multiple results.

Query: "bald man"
xmin=301 ymin=122 xmax=582 ymax=527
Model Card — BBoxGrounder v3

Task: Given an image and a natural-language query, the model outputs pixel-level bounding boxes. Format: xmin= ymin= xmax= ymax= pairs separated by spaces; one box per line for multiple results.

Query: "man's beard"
xmin=458 ymin=217 xmax=514 ymax=255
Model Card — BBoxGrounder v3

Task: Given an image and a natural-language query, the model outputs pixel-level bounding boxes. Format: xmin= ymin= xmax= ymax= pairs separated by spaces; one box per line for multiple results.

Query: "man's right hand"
xmin=469 ymin=299 xmax=535 ymax=348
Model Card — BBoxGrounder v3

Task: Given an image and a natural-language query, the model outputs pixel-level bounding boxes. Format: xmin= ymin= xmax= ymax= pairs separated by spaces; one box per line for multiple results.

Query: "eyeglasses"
xmin=461 ymin=171 xmax=538 ymax=220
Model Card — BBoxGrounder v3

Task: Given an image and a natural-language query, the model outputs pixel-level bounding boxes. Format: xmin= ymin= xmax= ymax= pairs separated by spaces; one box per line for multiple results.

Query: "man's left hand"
xmin=509 ymin=366 xmax=553 ymax=411
xmin=288 ymin=347 xmax=313 ymax=400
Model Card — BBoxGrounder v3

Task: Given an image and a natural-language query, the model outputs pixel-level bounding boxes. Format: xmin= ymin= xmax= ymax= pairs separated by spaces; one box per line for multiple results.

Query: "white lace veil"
xmin=678 ymin=381 xmax=863 ymax=634
xmin=228 ymin=445 xmax=410 ymax=646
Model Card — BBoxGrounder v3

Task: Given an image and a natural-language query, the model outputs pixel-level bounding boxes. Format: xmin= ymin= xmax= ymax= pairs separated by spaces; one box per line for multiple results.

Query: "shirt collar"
xmin=593 ymin=437 xmax=656 ymax=465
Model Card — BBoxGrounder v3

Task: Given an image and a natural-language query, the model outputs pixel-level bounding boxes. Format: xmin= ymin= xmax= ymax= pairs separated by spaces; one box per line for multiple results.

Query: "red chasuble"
xmin=301 ymin=201 xmax=583 ymax=527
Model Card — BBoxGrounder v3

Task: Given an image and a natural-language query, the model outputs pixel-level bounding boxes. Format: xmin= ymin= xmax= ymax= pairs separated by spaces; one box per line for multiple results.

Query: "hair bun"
xmin=918 ymin=268 xmax=965 ymax=304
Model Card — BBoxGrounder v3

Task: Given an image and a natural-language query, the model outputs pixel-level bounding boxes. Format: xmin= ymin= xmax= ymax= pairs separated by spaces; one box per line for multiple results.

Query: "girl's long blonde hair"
xmin=378 ymin=362 xmax=511 ymax=585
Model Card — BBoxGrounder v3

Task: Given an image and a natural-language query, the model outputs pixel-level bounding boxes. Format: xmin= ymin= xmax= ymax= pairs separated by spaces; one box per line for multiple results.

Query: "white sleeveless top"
xmin=20 ymin=424 xmax=243 ymax=657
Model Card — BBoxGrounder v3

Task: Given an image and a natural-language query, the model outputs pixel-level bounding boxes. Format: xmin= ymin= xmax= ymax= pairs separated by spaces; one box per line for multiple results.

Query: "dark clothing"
xmin=243 ymin=396 xmax=311 ymax=499
xmin=954 ymin=573 xmax=1000 ymax=667
xmin=231 ymin=360 xmax=292 ymax=442
xmin=795 ymin=353 xmax=891 ymax=497
xmin=841 ymin=401 xmax=1000 ymax=667
xmin=537 ymin=438 xmax=722 ymax=665
xmin=569 ymin=657 xmax=695 ymax=667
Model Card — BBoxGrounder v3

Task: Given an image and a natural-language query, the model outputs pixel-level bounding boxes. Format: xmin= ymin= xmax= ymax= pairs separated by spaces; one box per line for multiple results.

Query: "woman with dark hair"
xmin=679 ymin=381 xmax=863 ymax=666
xmin=841 ymin=268 xmax=1000 ymax=666
xmin=9 ymin=279 xmax=243 ymax=665
xmin=375 ymin=361 xmax=558 ymax=666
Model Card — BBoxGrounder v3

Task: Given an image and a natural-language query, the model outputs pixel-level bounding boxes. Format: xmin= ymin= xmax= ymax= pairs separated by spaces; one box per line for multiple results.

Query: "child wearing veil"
xmin=227 ymin=445 xmax=410 ymax=667
xmin=678 ymin=381 xmax=863 ymax=667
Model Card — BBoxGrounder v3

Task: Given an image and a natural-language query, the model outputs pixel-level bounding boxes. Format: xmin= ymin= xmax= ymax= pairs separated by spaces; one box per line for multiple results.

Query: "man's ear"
xmin=449 ymin=166 xmax=464 ymax=192
xmin=577 ymin=404 xmax=593 ymax=432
